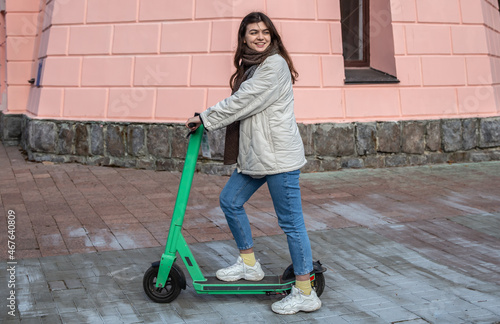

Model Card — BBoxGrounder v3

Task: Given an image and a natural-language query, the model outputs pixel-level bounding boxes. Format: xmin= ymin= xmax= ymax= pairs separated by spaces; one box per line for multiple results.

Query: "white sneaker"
xmin=216 ymin=256 xmax=265 ymax=281
xmin=272 ymin=285 xmax=322 ymax=315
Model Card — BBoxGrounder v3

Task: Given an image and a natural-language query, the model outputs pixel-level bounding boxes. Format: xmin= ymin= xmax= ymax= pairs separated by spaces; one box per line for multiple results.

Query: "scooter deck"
xmin=194 ymin=275 xmax=294 ymax=293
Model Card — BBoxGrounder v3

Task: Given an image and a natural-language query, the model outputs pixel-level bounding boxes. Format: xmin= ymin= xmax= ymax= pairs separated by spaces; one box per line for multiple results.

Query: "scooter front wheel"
xmin=143 ymin=264 xmax=185 ymax=303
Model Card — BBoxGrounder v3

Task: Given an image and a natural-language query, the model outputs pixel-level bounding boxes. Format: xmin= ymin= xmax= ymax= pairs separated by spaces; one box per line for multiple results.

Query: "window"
xmin=340 ymin=0 xmax=370 ymax=67
xmin=340 ymin=0 xmax=399 ymax=84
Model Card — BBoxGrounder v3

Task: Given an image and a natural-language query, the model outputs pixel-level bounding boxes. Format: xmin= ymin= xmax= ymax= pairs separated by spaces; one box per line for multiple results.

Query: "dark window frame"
xmin=341 ymin=0 xmax=370 ymax=67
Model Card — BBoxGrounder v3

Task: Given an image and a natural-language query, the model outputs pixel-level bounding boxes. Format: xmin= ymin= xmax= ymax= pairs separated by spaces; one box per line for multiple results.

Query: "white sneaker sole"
xmin=272 ymin=300 xmax=322 ymax=315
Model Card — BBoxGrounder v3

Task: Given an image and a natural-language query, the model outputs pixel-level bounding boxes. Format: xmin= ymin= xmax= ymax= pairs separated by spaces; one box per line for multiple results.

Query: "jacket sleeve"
xmin=200 ymin=55 xmax=283 ymax=131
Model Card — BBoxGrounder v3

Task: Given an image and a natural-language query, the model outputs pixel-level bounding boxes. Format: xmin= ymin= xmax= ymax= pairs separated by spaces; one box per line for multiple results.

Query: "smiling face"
xmin=244 ymin=22 xmax=271 ymax=52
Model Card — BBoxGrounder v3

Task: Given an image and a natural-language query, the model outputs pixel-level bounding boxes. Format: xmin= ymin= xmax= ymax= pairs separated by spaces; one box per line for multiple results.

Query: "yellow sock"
xmin=240 ymin=252 xmax=256 ymax=267
xmin=295 ymin=279 xmax=312 ymax=295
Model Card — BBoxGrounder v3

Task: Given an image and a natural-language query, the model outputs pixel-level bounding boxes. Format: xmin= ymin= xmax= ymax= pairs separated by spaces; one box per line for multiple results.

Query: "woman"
xmin=185 ymin=12 xmax=321 ymax=315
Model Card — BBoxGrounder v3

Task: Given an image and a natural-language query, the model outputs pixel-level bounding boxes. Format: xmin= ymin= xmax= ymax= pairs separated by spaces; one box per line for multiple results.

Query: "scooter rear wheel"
xmin=311 ymin=272 xmax=325 ymax=297
xmin=281 ymin=262 xmax=326 ymax=297
xmin=143 ymin=264 xmax=185 ymax=303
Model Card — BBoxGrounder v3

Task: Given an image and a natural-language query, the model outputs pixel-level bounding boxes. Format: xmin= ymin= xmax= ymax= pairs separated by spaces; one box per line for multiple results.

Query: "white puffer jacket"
xmin=200 ymin=54 xmax=306 ymax=176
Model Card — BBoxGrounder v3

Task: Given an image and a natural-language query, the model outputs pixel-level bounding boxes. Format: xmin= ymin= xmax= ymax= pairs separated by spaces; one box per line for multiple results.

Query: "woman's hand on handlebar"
xmin=185 ymin=115 xmax=201 ymax=131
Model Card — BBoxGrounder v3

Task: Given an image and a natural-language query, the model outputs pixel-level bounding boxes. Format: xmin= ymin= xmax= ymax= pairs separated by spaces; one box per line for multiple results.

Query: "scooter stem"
xmin=156 ymin=124 xmax=205 ymax=287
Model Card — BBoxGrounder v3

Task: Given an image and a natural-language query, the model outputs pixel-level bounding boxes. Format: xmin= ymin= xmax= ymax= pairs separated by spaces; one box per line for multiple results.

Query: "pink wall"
xmin=370 ymin=0 xmax=397 ymax=76
xmin=2 ymin=0 xmax=500 ymax=124
xmin=0 ymin=12 xmax=7 ymax=110
xmin=3 ymin=0 xmax=41 ymax=114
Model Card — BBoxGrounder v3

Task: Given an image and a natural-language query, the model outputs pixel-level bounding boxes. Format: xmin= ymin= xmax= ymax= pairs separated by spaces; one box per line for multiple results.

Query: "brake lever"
xmin=186 ymin=113 xmax=201 ymax=138
xmin=186 ymin=123 xmax=197 ymax=138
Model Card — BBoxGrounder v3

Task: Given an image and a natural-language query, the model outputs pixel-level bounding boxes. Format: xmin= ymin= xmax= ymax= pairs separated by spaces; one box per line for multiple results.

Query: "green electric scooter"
xmin=143 ymin=124 xmax=326 ymax=303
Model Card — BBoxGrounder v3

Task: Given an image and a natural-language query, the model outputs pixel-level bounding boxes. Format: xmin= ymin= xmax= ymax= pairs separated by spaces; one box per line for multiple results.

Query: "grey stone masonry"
xmin=1 ymin=112 xmax=500 ymax=175
xmin=402 ymin=121 xmax=425 ymax=154
xmin=0 ymin=113 xmax=22 ymax=145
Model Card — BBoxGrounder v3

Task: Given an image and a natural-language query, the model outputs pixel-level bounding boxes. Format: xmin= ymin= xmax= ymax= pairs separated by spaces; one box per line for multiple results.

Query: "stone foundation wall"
xmin=299 ymin=118 xmax=500 ymax=173
xmin=1 ymin=112 xmax=499 ymax=175
xmin=0 ymin=113 xmax=23 ymax=146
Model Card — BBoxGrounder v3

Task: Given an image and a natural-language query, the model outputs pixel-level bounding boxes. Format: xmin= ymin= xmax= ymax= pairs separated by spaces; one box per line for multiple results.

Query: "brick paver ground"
xmin=1 ymin=144 xmax=500 ymax=323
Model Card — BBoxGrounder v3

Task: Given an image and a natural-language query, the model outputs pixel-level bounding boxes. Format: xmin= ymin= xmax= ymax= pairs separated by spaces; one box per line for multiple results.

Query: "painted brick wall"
xmin=4 ymin=0 xmax=40 ymax=113
xmin=1 ymin=0 xmax=499 ymax=124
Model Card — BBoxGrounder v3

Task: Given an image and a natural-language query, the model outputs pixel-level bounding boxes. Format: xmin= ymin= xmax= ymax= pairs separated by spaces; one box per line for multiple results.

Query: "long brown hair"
xmin=229 ymin=12 xmax=299 ymax=91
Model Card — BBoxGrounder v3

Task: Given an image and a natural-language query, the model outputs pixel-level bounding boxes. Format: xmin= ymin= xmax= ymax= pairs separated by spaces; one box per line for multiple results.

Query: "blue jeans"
xmin=219 ymin=169 xmax=313 ymax=276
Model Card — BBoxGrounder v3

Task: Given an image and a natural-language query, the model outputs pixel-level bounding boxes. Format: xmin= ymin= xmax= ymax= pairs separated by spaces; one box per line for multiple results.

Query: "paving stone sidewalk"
xmin=0 ymin=144 xmax=499 ymax=323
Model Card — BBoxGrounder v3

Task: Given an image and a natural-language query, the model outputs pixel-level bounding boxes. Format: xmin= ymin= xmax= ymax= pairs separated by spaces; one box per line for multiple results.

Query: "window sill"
xmin=344 ymin=68 xmax=399 ymax=85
